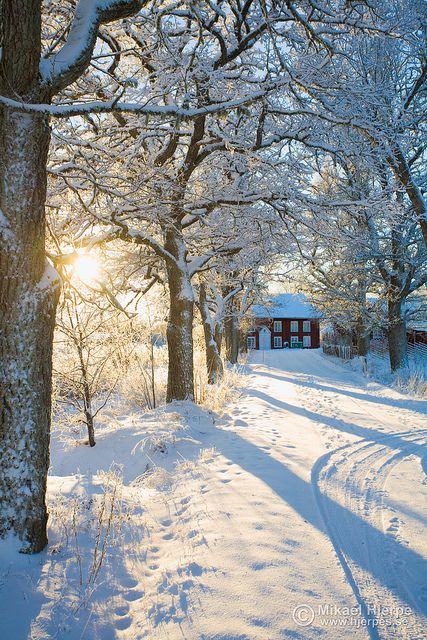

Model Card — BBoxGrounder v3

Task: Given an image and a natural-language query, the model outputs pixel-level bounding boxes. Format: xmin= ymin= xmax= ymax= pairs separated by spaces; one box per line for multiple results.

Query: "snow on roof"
xmin=251 ymin=293 xmax=321 ymax=319
xmin=408 ymin=324 xmax=427 ymax=332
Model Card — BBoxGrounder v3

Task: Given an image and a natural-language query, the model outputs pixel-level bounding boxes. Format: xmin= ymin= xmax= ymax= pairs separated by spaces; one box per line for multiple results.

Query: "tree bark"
xmin=0 ymin=0 xmax=142 ymax=553
xmin=387 ymin=298 xmax=408 ymax=372
xmin=164 ymin=227 xmax=194 ymax=402
xmin=355 ymin=317 xmax=369 ymax=375
xmin=225 ymin=314 xmax=240 ymax=364
xmin=198 ymin=283 xmax=224 ymax=384
xmin=355 ymin=317 xmax=370 ymax=356
xmin=215 ymin=324 xmax=223 ymax=356
xmin=76 ymin=342 xmax=96 ymax=447
xmin=0 ymin=1 xmax=61 ymax=552
xmin=0 ymin=109 xmax=60 ymax=552
xmin=389 ymin=142 xmax=427 ymax=249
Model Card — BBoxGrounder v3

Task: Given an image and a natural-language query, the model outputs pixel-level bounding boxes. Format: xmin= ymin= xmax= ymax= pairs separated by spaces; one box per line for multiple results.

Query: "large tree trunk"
xmin=165 ymin=228 xmax=194 ymax=402
xmin=387 ymin=298 xmax=408 ymax=372
xmin=355 ymin=317 xmax=370 ymax=375
xmin=223 ymin=279 xmax=241 ymax=365
xmin=356 ymin=326 xmax=370 ymax=357
xmin=0 ymin=0 xmax=142 ymax=554
xmin=389 ymin=142 xmax=427 ymax=249
xmin=0 ymin=109 xmax=60 ymax=552
xmin=0 ymin=2 xmax=61 ymax=552
xmin=215 ymin=324 xmax=223 ymax=356
xmin=198 ymin=283 xmax=224 ymax=384
xmin=355 ymin=311 xmax=370 ymax=357
xmin=225 ymin=314 xmax=240 ymax=365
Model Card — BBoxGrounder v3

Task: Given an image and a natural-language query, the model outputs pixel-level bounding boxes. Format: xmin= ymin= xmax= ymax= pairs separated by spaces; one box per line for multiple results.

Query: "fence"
xmin=408 ymin=341 xmax=427 ymax=359
xmin=324 ymin=339 xmax=427 ymax=366
xmin=370 ymin=339 xmax=388 ymax=358
xmin=322 ymin=343 xmax=355 ymax=360
xmin=371 ymin=339 xmax=427 ymax=361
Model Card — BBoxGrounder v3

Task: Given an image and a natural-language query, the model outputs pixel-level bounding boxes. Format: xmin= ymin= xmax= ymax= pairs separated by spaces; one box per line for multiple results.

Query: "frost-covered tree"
xmin=46 ymin=2 xmax=297 ymax=401
xmin=0 ymin=0 xmax=396 ymax=552
xmin=291 ymin=157 xmax=427 ymax=372
xmin=196 ymin=240 xmax=275 ymax=381
xmin=283 ymin=0 xmax=427 ymax=246
xmin=50 ymin=0 xmax=384 ymax=400
xmin=0 ymin=0 xmax=143 ymax=553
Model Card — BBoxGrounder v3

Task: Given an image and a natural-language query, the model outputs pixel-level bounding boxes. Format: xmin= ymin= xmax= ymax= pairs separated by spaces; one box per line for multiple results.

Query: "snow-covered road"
xmin=2 ymin=349 xmax=426 ymax=640
xmin=147 ymin=349 xmax=426 ymax=640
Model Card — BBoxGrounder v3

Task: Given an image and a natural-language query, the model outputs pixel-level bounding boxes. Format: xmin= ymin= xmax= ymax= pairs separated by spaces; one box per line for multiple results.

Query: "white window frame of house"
xmin=247 ymin=336 xmax=256 ymax=349
xmin=303 ymin=335 xmax=311 ymax=348
xmin=290 ymin=320 xmax=299 ymax=333
xmin=273 ymin=336 xmax=282 ymax=348
xmin=291 ymin=336 xmax=299 ymax=345
xmin=248 ymin=326 xmax=256 ymax=333
xmin=303 ymin=320 xmax=311 ymax=333
xmin=273 ymin=320 xmax=282 ymax=333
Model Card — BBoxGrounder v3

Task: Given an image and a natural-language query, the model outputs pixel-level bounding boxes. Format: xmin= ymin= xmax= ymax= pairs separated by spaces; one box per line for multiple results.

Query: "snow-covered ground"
xmin=1 ymin=349 xmax=426 ymax=639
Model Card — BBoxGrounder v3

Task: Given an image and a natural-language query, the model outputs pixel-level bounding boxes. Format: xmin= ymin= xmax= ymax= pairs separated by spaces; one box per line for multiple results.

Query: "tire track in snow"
xmin=312 ymin=428 xmax=427 ymax=640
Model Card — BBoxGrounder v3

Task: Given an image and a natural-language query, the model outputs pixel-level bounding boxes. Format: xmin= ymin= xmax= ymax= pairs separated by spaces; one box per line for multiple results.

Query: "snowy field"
xmin=1 ymin=349 xmax=426 ymax=639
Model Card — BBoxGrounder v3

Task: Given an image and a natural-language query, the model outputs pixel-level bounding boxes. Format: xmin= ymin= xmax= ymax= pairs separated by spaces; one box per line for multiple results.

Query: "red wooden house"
xmin=247 ymin=294 xmax=321 ymax=350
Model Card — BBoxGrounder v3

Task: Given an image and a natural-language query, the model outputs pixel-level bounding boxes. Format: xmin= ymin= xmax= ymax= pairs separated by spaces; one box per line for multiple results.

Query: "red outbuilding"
xmin=246 ymin=294 xmax=321 ymax=350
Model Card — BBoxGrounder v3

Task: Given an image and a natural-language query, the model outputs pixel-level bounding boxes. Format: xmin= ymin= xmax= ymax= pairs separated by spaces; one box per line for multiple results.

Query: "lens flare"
xmin=74 ymin=255 xmax=100 ymax=283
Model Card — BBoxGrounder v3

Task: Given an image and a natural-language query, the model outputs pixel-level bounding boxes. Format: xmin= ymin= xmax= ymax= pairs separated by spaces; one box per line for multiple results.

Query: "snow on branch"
xmin=109 ymin=219 xmax=179 ymax=266
xmin=40 ymin=0 xmax=143 ymax=93
xmin=188 ymin=244 xmax=243 ymax=276
xmin=0 ymin=87 xmax=279 ymax=119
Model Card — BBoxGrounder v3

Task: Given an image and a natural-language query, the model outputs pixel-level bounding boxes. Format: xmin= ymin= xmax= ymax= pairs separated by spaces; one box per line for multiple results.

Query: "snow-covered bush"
xmin=52 ymin=298 xmax=169 ymax=443
xmin=48 ymin=465 xmax=125 ymax=606
xmin=193 ymin=325 xmax=245 ymax=411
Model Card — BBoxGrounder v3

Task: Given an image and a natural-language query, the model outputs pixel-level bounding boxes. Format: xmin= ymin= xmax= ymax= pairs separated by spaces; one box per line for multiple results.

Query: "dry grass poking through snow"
xmin=4 ymin=333 xmax=247 ymax=638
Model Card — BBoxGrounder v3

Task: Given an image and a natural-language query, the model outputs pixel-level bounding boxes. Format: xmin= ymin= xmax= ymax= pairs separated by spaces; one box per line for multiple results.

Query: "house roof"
xmin=251 ymin=293 xmax=321 ymax=319
xmin=408 ymin=324 xmax=427 ymax=332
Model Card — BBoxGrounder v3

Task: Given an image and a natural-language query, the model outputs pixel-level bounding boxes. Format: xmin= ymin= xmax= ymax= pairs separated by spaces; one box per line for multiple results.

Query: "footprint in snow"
xmin=282 ymin=538 xmax=301 ymax=548
xmin=387 ymin=516 xmax=401 ymax=533
xmin=115 ymin=617 xmax=132 ymax=631
xmin=120 ymin=577 xmax=139 ymax=589
xmin=162 ymin=532 xmax=174 ymax=540
xmin=160 ymin=518 xmax=172 ymax=527
xmin=123 ymin=590 xmax=145 ymax=602
xmin=114 ymin=604 xmax=130 ymax=617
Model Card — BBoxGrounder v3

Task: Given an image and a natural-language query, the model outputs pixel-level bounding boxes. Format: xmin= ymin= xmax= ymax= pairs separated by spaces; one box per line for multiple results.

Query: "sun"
xmin=74 ymin=255 xmax=100 ymax=283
